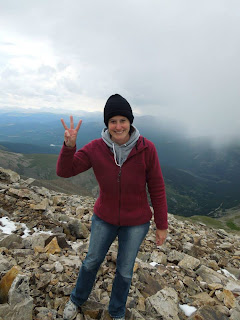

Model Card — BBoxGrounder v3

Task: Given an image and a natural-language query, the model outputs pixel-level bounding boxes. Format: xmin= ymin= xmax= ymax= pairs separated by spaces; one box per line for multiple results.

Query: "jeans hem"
xmin=70 ymin=296 xmax=83 ymax=308
xmin=108 ymin=312 xmax=125 ymax=318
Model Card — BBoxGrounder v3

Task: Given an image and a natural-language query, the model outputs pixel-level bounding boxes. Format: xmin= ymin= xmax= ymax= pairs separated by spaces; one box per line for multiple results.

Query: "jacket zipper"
xmin=117 ymin=167 xmax=122 ymax=225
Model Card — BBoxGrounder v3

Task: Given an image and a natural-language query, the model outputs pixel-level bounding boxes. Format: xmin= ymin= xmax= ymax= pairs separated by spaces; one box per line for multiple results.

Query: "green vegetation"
xmin=173 ymin=211 xmax=240 ymax=235
xmin=174 ymin=214 xmax=224 ymax=229
xmin=186 ymin=215 xmax=224 ymax=229
xmin=226 ymin=220 xmax=240 ymax=231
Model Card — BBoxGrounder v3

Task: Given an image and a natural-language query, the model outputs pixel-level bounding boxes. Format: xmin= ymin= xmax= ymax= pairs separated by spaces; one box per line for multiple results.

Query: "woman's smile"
xmin=108 ymin=115 xmax=130 ymax=145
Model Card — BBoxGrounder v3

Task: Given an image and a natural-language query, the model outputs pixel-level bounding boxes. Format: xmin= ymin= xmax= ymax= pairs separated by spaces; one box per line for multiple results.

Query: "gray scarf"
xmin=101 ymin=125 xmax=140 ymax=167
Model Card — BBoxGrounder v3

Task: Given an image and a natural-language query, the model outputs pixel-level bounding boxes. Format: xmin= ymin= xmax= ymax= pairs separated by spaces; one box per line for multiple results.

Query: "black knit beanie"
xmin=104 ymin=94 xmax=134 ymax=127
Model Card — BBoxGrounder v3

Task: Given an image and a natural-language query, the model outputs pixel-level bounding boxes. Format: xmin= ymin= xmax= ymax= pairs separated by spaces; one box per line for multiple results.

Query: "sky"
xmin=0 ymin=0 xmax=240 ymax=140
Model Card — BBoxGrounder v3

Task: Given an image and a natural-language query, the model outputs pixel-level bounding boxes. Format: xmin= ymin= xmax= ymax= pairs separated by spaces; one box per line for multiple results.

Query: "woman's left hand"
xmin=156 ymin=229 xmax=168 ymax=246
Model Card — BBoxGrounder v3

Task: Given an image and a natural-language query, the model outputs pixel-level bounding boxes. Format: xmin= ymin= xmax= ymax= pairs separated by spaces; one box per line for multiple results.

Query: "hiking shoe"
xmin=63 ymin=300 xmax=78 ymax=320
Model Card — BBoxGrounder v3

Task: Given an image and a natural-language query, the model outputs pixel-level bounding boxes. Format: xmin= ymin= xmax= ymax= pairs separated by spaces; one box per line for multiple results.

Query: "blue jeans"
xmin=70 ymin=214 xmax=150 ymax=318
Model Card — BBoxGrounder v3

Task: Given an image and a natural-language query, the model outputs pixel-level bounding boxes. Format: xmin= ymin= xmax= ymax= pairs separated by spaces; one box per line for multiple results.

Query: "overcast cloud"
xmin=0 ymin=0 xmax=240 ymax=141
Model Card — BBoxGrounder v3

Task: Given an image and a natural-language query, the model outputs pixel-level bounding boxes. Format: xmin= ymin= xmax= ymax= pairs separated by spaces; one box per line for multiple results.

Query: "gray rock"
xmin=8 ymin=188 xmax=40 ymax=202
xmin=29 ymin=232 xmax=52 ymax=248
xmin=188 ymin=305 xmax=228 ymax=320
xmin=145 ymin=287 xmax=179 ymax=319
xmin=8 ymin=274 xmax=31 ymax=305
xmin=196 ymin=265 xmax=230 ymax=285
xmin=0 ymin=274 xmax=34 ymax=320
xmin=68 ymin=219 xmax=90 ymax=239
xmin=217 ymin=229 xmax=229 ymax=238
xmin=168 ymin=250 xmax=185 ymax=263
xmin=0 ymin=167 xmax=20 ymax=183
xmin=54 ymin=261 xmax=64 ymax=273
xmin=0 ymin=234 xmax=23 ymax=249
xmin=219 ymin=243 xmax=234 ymax=252
xmin=0 ymin=298 xmax=33 ymax=320
xmin=31 ymin=199 xmax=49 ymax=211
xmin=150 ymin=251 xmax=167 ymax=265
xmin=230 ymin=309 xmax=240 ymax=320
xmin=183 ymin=242 xmax=194 ymax=253
xmin=58 ymin=255 xmax=82 ymax=268
xmin=178 ymin=254 xmax=201 ymax=270
xmin=0 ymin=254 xmax=11 ymax=272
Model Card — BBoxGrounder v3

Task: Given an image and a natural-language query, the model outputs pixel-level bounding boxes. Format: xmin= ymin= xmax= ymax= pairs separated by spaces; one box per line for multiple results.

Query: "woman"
xmin=56 ymin=94 xmax=168 ymax=320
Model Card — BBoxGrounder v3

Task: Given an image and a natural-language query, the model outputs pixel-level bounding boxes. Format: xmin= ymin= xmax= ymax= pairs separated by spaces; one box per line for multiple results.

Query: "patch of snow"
xmin=21 ymin=223 xmax=31 ymax=238
xmin=33 ymin=227 xmax=52 ymax=235
xmin=0 ymin=217 xmax=16 ymax=234
xmin=179 ymin=304 xmax=197 ymax=316
xmin=149 ymin=262 xmax=159 ymax=267
xmin=221 ymin=269 xmax=238 ymax=280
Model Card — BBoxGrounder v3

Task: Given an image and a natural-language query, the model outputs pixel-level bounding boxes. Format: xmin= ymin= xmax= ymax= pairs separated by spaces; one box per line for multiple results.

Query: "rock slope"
xmin=0 ymin=167 xmax=240 ymax=320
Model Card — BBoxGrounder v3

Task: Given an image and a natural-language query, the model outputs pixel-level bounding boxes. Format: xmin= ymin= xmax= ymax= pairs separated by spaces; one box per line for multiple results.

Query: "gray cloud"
xmin=0 ymin=0 xmax=240 ymax=141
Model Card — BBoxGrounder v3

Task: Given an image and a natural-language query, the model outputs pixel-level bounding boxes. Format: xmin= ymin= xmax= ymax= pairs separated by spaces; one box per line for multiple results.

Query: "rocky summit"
xmin=0 ymin=166 xmax=240 ymax=320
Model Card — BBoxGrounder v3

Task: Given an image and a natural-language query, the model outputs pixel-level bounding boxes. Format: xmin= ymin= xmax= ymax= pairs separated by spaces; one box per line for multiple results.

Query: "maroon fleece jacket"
xmin=56 ymin=136 xmax=168 ymax=230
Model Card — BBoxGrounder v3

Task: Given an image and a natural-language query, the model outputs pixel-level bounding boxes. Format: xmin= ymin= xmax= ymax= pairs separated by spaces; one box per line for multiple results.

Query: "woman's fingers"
xmin=75 ymin=120 xmax=82 ymax=132
xmin=61 ymin=118 xmax=68 ymax=130
xmin=70 ymin=115 xmax=74 ymax=129
xmin=61 ymin=116 xmax=82 ymax=131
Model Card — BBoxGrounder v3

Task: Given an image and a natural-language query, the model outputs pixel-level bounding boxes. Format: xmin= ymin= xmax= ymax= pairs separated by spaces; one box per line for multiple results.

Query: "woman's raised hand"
xmin=61 ymin=115 xmax=82 ymax=147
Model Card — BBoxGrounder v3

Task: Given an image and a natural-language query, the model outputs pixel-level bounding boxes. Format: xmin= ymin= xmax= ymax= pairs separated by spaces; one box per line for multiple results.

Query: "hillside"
xmin=0 ymin=110 xmax=240 ymax=217
xmin=0 ymin=147 xmax=240 ymax=218
xmin=0 ymin=167 xmax=240 ymax=319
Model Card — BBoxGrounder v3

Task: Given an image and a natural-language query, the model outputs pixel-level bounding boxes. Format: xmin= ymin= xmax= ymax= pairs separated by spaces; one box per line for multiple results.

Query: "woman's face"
xmin=108 ymin=115 xmax=131 ymax=145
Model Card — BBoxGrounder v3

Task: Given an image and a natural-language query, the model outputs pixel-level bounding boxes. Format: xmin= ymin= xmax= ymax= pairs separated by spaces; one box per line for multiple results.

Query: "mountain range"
xmin=0 ymin=109 xmax=239 ymax=218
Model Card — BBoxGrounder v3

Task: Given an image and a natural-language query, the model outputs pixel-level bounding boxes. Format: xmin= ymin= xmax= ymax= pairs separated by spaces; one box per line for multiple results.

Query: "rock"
xmin=54 ymin=261 xmax=64 ymax=273
xmin=44 ymin=237 xmax=61 ymax=255
xmin=29 ymin=232 xmax=52 ymax=248
xmin=183 ymin=242 xmax=194 ymax=254
xmin=223 ymin=289 xmax=236 ymax=308
xmin=8 ymin=274 xmax=32 ymax=305
xmin=128 ymin=308 xmax=145 ymax=319
xmin=45 ymin=234 xmax=70 ymax=249
xmin=0 ymin=168 xmax=240 ymax=319
xmin=0 ymin=254 xmax=11 ymax=272
xmin=168 ymin=249 xmax=185 ymax=263
xmin=57 ymin=255 xmax=82 ymax=268
xmin=188 ymin=305 xmax=229 ymax=320
xmin=191 ymin=292 xmax=216 ymax=307
xmin=225 ymin=266 xmax=240 ymax=280
xmin=0 ymin=274 xmax=33 ymax=320
xmin=207 ymin=260 xmax=219 ymax=271
xmin=0 ymin=265 xmax=21 ymax=303
xmin=150 ymin=251 xmax=167 ymax=265
xmin=219 ymin=243 xmax=234 ymax=252
xmin=217 ymin=229 xmax=229 ymax=238
xmin=35 ymin=307 xmax=57 ymax=320
xmin=208 ymin=283 xmax=223 ymax=290
xmin=0 ymin=234 xmax=23 ymax=249
xmin=230 ymin=309 xmax=240 ymax=320
xmin=136 ymin=268 xmax=164 ymax=298
xmin=41 ymin=264 xmax=55 ymax=272
xmin=178 ymin=255 xmax=201 ymax=270
xmin=81 ymin=300 xmax=106 ymax=319
xmin=52 ymin=195 xmax=65 ymax=206
xmin=68 ymin=219 xmax=90 ymax=239
xmin=36 ymin=273 xmax=52 ymax=290
xmin=0 ymin=167 xmax=20 ymax=183
xmin=196 ymin=265 xmax=228 ymax=284
xmin=30 ymin=198 xmax=49 ymax=211
xmin=8 ymin=188 xmax=40 ymax=201
xmin=0 ymin=297 xmax=33 ymax=320
xmin=225 ymin=280 xmax=240 ymax=296
xmin=145 ymin=287 xmax=179 ymax=319
xmin=183 ymin=276 xmax=201 ymax=293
